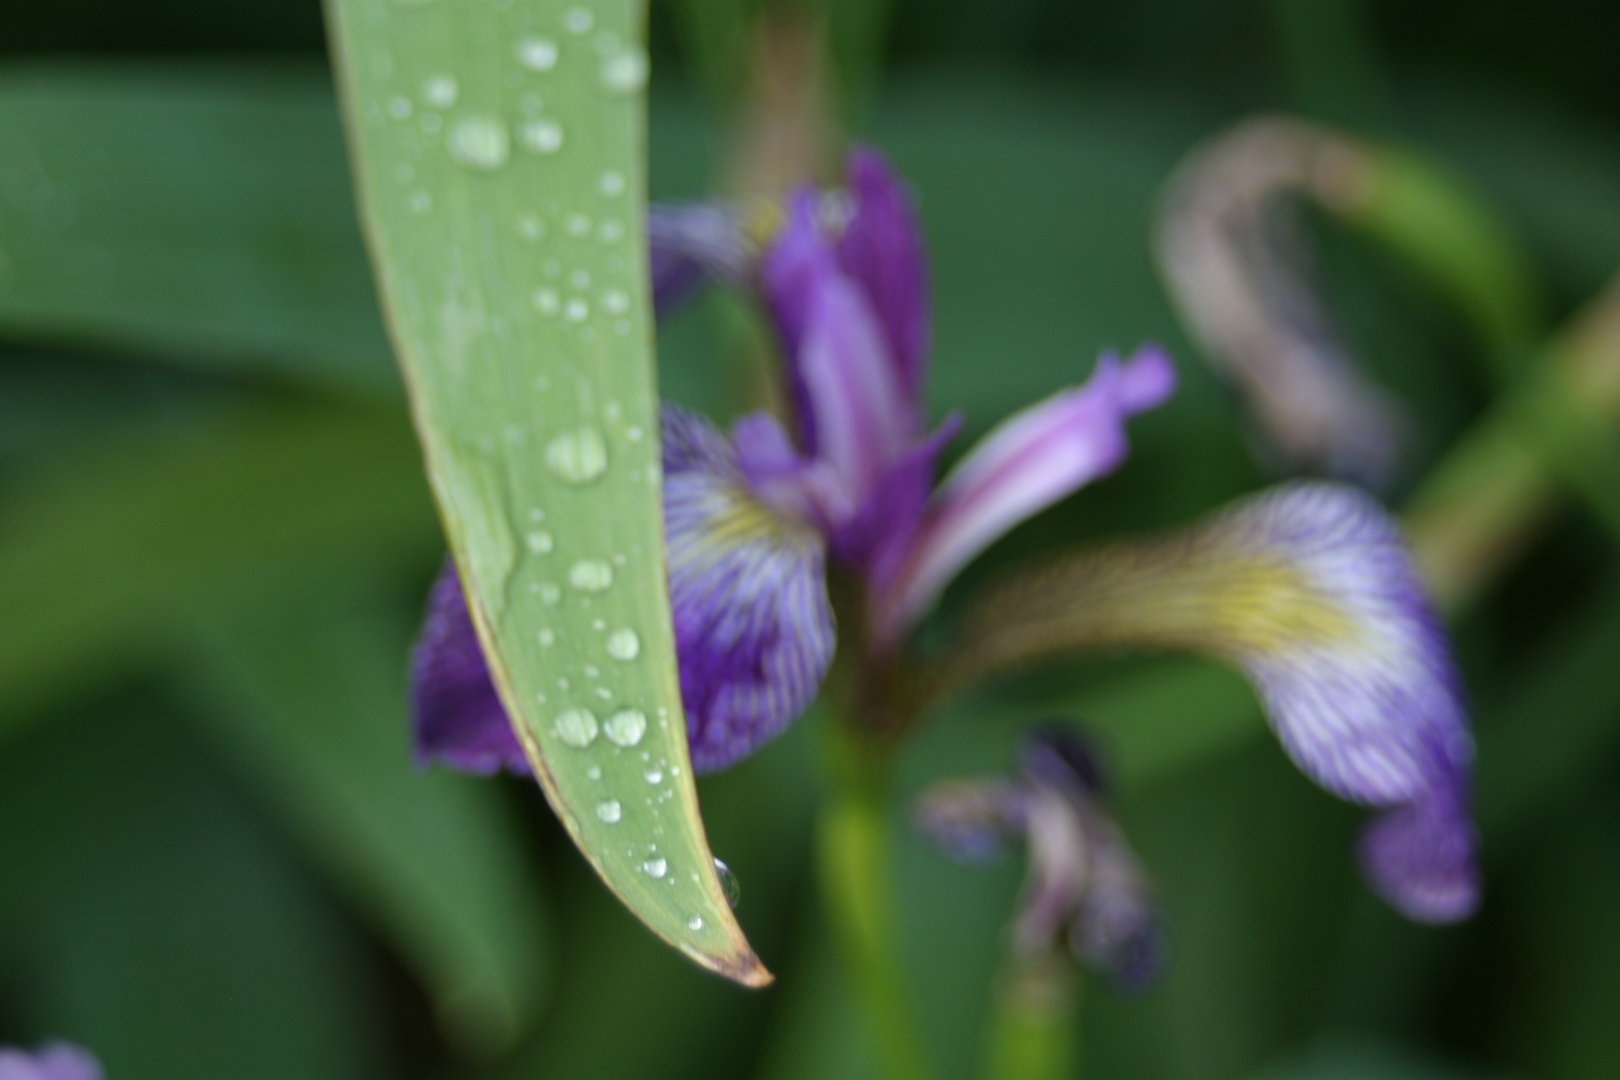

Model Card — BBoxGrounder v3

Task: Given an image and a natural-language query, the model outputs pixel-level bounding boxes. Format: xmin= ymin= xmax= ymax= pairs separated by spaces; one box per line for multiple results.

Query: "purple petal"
xmin=0 ymin=1045 xmax=104 ymax=1080
xmin=1199 ymin=483 xmax=1479 ymax=920
xmin=875 ymin=345 xmax=1175 ymax=640
xmin=410 ymin=560 xmax=529 ymax=776
xmin=762 ymin=193 xmax=915 ymax=486
xmin=835 ymin=413 xmax=962 ymax=570
xmin=647 ymin=201 xmax=759 ymax=313
xmin=836 ymin=148 xmax=931 ymax=406
xmin=663 ymin=406 xmax=836 ymax=771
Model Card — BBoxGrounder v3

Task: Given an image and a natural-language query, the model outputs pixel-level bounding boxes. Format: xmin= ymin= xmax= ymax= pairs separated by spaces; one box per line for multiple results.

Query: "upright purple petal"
xmin=410 ymin=561 xmax=529 ymax=775
xmin=875 ymin=345 xmax=1175 ymax=640
xmin=0 ymin=1045 xmax=104 ymax=1080
xmin=836 ymin=148 xmax=931 ymax=405
xmin=663 ymin=406 xmax=836 ymax=771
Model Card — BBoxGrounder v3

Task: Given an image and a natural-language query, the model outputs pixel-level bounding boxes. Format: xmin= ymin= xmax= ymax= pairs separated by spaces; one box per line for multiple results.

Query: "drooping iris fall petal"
xmin=411 ymin=560 xmax=528 ymax=775
xmin=945 ymin=482 xmax=1478 ymax=922
xmin=663 ymin=406 xmax=837 ymax=771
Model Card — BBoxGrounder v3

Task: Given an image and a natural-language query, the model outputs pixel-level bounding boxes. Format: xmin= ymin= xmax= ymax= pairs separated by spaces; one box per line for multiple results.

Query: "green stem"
xmin=816 ymin=724 xmax=934 ymax=1080
xmin=983 ymin=956 xmax=1079 ymax=1080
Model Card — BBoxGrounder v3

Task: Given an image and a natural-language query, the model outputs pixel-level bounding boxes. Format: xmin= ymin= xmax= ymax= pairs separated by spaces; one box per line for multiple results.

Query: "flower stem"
xmin=983 ymin=955 xmax=1079 ymax=1080
xmin=816 ymin=724 xmax=934 ymax=1080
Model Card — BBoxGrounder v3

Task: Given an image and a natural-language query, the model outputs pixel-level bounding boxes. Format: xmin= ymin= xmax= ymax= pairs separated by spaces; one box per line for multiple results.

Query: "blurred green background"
xmin=3 ymin=1 xmax=1620 ymax=1077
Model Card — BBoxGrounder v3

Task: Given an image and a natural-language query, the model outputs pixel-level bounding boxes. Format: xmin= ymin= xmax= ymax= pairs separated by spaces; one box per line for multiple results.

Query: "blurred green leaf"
xmin=0 ymin=401 xmax=436 ymax=729
xmin=0 ymin=697 xmax=379 ymax=1080
xmin=326 ymin=0 xmax=764 ymax=983
xmin=184 ymin=592 xmax=553 ymax=1058
xmin=0 ymin=66 xmax=397 ymax=397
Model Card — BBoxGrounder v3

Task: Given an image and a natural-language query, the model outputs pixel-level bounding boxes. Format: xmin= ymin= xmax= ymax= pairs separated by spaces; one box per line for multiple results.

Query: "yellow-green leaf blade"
xmin=326 ymin=0 xmax=768 ymax=985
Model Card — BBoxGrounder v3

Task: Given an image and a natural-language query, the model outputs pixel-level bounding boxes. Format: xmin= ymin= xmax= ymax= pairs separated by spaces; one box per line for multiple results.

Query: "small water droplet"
xmin=516 ymin=36 xmax=559 ymax=71
xmin=545 ymin=427 xmax=608 ymax=484
xmin=641 ymin=857 xmax=667 ymax=878
xmin=517 ymin=214 xmax=545 ymax=240
xmin=539 ymin=582 xmax=561 ymax=605
xmin=564 ymin=213 xmax=591 ymax=236
xmin=564 ymin=7 xmax=594 ymax=33
xmin=447 ymin=115 xmax=511 ymax=170
xmin=388 ymin=96 xmax=413 ymax=119
xmin=407 ymin=190 xmax=432 ymax=214
xmin=570 ymin=269 xmax=591 ymax=288
xmin=586 ymin=764 xmax=602 ymax=780
xmin=599 ymin=170 xmax=626 ymax=196
xmin=394 ymin=162 xmax=416 ymax=183
xmin=625 ymin=425 xmax=644 ymax=441
xmin=687 ymin=914 xmax=704 ymax=931
xmin=601 ymin=289 xmax=629 ymax=315
xmin=419 ymin=112 xmax=442 ymax=133
xmin=563 ymin=298 xmax=589 ymax=322
xmin=525 ymin=529 xmax=554 ymax=554
xmin=584 ymin=664 xmax=601 ymax=678
xmin=601 ymin=49 xmax=648 ymax=94
xmin=553 ymin=707 xmax=599 ymax=747
xmin=532 ymin=287 xmax=560 ymax=315
xmin=538 ymin=628 xmax=555 ymax=647
xmin=596 ymin=799 xmax=622 ymax=823
xmin=597 ymin=219 xmax=625 ymax=242
xmin=517 ymin=119 xmax=564 ymax=154
xmin=595 ymin=687 xmax=612 ymax=700
xmin=569 ymin=559 xmax=614 ymax=592
xmin=421 ymin=74 xmax=458 ymax=106
xmin=605 ymin=709 xmax=647 ymax=747
xmin=643 ymin=768 xmax=663 ymax=784
xmin=606 ymin=628 xmax=640 ymax=660
xmin=714 ymin=858 xmax=741 ymax=908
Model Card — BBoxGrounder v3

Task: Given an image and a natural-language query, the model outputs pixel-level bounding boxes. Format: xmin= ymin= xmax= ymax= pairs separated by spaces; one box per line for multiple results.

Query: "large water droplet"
xmin=553 ymin=707 xmax=599 ymax=747
xmin=421 ymin=74 xmax=459 ymax=107
xmin=568 ymin=559 xmax=613 ymax=592
xmin=516 ymin=36 xmax=559 ymax=71
xmin=447 ymin=115 xmax=511 ymax=170
xmin=686 ymin=914 xmax=704 ymax=931
xmin=601 ymin=50 xmax=649 ymax=94
xmin=641 ymin=857 xmax=667 ymax=878
xmin=544 ymin=427 xmax=607 ymax=484
xmin=595 ymin=799 xmax=622 ymax=823
xmin=563 ymin=298 xmax=590 ymax=323
xmin=604 ymin=709 xmax=647 ymax=747
xmin=605 ymin=628 xmax=640 ymax=660
xmin=643 ymin=767 xmax=663 ymax=784
xmin=714 ymin=858 xmax=741 ymax=908
xmin=517 ymin=119 xmax=564 ymax=154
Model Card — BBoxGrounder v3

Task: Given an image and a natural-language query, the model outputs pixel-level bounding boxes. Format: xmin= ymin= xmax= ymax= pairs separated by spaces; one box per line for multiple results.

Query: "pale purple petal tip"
xmin=1358 ymin=790 xmax=1480 ymax=923
xmin=0 ymin=1044 xmax=104 ymax=1080
xmin=648 ymin=202 xmax=755 ymax=313
xmin=837 ymin=148 xmax=931 ymax=402
xmin=663 ymin=406 xmax=836 ymax=771
xmin=876 ymin=345 xmax=1176 ymax=638
xmin=410 ymin=561 xmax=530 ymax=776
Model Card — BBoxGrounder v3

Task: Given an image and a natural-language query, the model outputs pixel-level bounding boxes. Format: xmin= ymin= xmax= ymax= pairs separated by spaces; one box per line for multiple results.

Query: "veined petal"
xmin=947 ymin=482 xmax=1478 ymax=922
xmin=763 ymin=192 xmax=914 ymax=485
xmin=647 ymin=199 xmax=775 ymax=313
xmin=836 ymin=148 xmax=931 ymax=404
xmin=875 ymin=345 xmax=1175 ymax=640
xmin=663 ymin=406 xmax=836 ymax=771
xmin=411 ymin=559 xmax=529 ymax=775
xmin=0 ymin=1044 xmax=104 ymax=1080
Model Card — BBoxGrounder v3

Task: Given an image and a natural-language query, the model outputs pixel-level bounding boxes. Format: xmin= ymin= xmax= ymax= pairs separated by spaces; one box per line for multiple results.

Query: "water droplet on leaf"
xmin=516 ymin=36 xmax=559 ymax=71
xmin=596 ymin=799 xmax=622 ymax=823
xmin=606 ymin=628 xmax=639 ymax=660
xmin=447 ymin=115 xmax=511 ymax=170
xmin=600 ymin=50 xmax=648 ymax=94
xmin=568 ymin=559 xmax=613 ymax=592
xmin=553 ymin=707 xmax=599 ymax=747
xmin=604 ymin=709 xmax=647 ymax=747
xmin=714 ymin=858 xmax=741 ymax=908
xmin=545 ymin=427 xmax=607 ymax=484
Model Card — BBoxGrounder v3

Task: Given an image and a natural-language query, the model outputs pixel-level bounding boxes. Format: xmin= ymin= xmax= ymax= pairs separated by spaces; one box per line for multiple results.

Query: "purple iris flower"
xmin=411 ymin=147 xmax=1478 ymax=923
xmin=0 ymin=1044 xmax=103 ymax=1080
xmin=917 ymin=725 xmax=1164 ymax=989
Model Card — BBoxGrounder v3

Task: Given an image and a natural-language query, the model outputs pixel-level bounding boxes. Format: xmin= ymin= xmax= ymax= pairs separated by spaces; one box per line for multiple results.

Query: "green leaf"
xmin=184 ymin=593 xmax=553 ymax=1056
xmin=325 ymin=0 xmax=767 ymax=984
xmin=0 ymin=66 xmax=397 ymax=397
xmin=0 ymin=401 xmax=436 ymax=731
